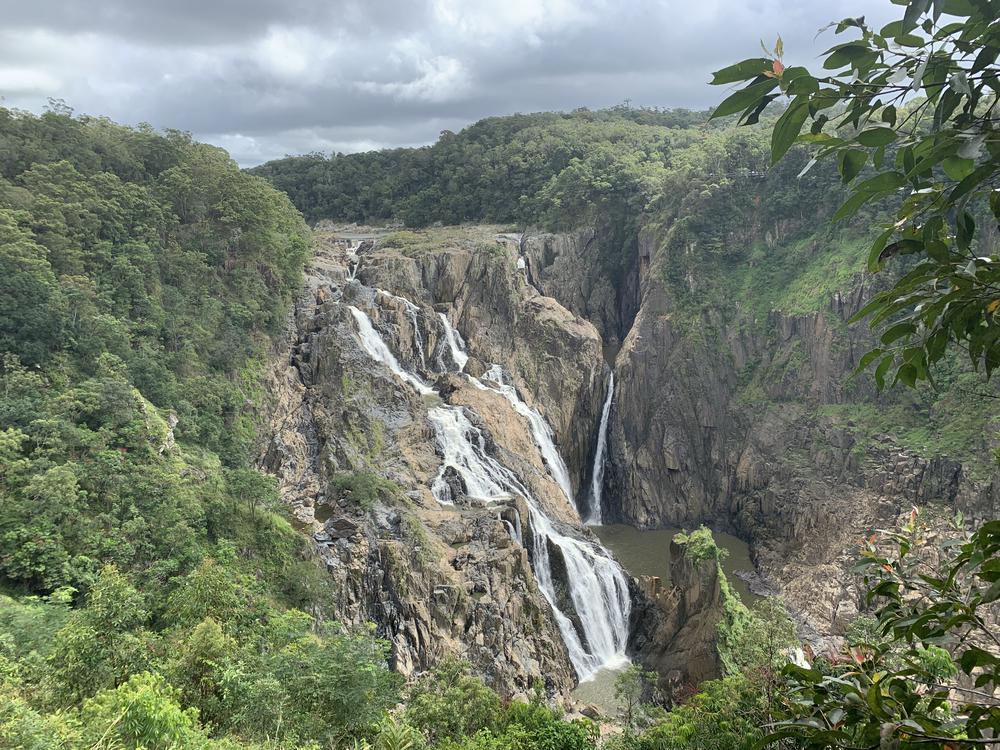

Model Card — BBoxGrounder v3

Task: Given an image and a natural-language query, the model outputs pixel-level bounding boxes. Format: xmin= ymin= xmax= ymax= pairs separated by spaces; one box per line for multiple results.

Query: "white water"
xmin=348 ymin=299 xmax=630 ymax=680
xmin=586 ymin=373 xmax=614 ymax=525
xmin=348 ymin=306 xmax=434 ymax=396
xmin=477 ymin=365 xmax=575 ymax=506
xmin=377 ymin=289 xmax=426 ymax=368
xmin=438 ymin=312 xmax=469 ymax=372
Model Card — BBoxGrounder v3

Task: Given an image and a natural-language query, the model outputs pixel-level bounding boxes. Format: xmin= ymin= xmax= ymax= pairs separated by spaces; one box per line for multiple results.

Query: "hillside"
xmin=2 ymin=104 xmax=997 ymax=749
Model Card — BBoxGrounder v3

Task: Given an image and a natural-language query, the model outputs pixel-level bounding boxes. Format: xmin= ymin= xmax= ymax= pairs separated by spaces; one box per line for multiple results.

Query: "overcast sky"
xmin=0 ymin=0 xmax=896 ymax=167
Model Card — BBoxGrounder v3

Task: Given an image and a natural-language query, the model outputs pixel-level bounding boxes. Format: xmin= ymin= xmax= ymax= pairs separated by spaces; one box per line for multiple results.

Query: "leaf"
xmin=866 ymin=228 xmax=895 ymax=270
xmin=771 ymin=96 xmax=810 ymax=164
xmin=875 ymin=355 xmax=895 ymax=390
xmin=839 ymin=149 xmax=868 ymax=182
xmin=903 ymin=0 xmax=931 ymax=32
xmin=882 ymin=322 xmax=917 ymax=345
xmin=787 ymin=74 xmax=819 ymax=95
xmin=823 ymin=44 xmax=874 ymax=70
xmin=856 ymin=127 xmax=897 ymax=147
xmin=711 ymin=79 xmax=780 ymax=119
xmin=832 ymin=190 xmax=873 ymax=222
xmin=854 ymin=171 xmax=906 ymax=195
xmin=960 ymin=647 xmax=999 ymax=673
xmin=942 ymin=156 xmax=975 ymax=181
xmin=855 ymin=348 xmax=886 ymax=373
xmin=949 ymin=163 xmax=995 ymax=203
xmin=711 ymin=58 xmax=772 ymax=85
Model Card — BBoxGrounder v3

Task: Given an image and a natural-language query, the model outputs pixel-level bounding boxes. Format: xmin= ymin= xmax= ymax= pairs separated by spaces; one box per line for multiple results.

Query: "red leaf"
xmin=772 ymin=60 xmax=785 ymax=76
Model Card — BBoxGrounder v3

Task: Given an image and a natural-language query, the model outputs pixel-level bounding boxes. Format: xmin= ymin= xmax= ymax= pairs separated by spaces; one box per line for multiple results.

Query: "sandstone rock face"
xmin=258 ymin=234 xmax=619 ymax=696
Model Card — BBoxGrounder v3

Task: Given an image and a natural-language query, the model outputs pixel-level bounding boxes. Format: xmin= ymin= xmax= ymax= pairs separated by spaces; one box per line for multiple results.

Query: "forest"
xmin=2 ymin=0 xmax=999 ymax=742
xmin=0 ymin=102 xmax=804 ymax=750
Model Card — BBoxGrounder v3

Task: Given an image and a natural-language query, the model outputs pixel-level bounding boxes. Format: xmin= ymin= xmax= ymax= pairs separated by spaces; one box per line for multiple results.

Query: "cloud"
xmin=0 ymin=0 xmax=896 ymax=166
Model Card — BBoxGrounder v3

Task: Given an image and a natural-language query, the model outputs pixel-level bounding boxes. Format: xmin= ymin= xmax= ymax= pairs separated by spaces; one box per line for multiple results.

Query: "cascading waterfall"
xmin=477 ymin=366 xmax=574 ymax=504
xmin=438 ymin=312 xmax=468 ymax=372
xmin=377 ymin=289 xmax=426 ymax=368
xmin=585 ymin=372 xmax=614 ymax=525
xmin=347 ymin=306 xmax=433 ymax=396
xmin=347 ymin=297 xmax=631 ymax=680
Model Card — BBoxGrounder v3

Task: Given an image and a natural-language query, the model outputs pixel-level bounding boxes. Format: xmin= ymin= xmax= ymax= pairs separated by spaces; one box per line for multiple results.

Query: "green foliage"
xmin=405 ymin=659 xmax=503 ymax=745
xmin=768 ymin=510 xmax=1000 ymax=749
xmin=718 ymin=596 xmax=797 ymax=678
xmin=672 ymin=526 xmax=727 ymax=564
xmin=250 ymin=107 xmax=700 ymax=230
xmin=634 ymin=675 xmax=767 ymax=750
xmin=712 ymin=1 xmax=1000 ymax=387
xmin=614 ymin=664 xmax=663 ymax=733
xmin=78 ymin=671 xmax=209 ymax=749
xmin=332 ymin=471 xmax=400 ymax=511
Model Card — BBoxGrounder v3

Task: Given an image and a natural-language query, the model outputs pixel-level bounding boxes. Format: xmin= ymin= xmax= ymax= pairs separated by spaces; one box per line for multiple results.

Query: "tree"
xmin=711 ymin=0 xmax=1000 ymax=389
xmin=78 ymin=671 xmax=210 ymax=750
xmin=766 ymin=511 xmax=999 ymax=748
xmin=614 ymin=664 xmax=662 ymax=733
xmin=404 ymin=659 xmax=502 ymax=745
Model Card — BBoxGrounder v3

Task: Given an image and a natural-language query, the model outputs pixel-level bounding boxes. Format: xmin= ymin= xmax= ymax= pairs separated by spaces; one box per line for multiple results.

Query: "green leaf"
xmin=823 ymin=44 xmax=875 ymax=71
xmin=942 ymin=156 xmax=975 ymax=181
xmin=961 ymin=647 xmax=999 ymax=673
xmin=875 ymin=355 xmax=895 ymax=390
xmin=771 ymin=96 xmax=810 ymax=164
xmin=832 ymin=189 xmax=873 ymax=222
xmin=855 ymin=347 xmax=886 ymax=373
xmin=838 ymin=149 xmax=868 ymax=182
xmin=711 ymin=79 xmax=780 ymax=119
xmin=882 ymin=322 xmax=917 ymax=345
xmin=787 ymin=74 xmax=819 ymax=95
xmin=903 ymin=0 xmax=931 ymax=32
xmin=866 ymin=228 xmax=895 ymax=270
xmin=711 ymin=58 xmax=772 ymax=85
xmin=854 ymin=171 xmax=906 ymax=194
xmin=857 ymin=127 xmax=897 ymax=147
xmin=949 ymin=163 xmax=995 ymax=203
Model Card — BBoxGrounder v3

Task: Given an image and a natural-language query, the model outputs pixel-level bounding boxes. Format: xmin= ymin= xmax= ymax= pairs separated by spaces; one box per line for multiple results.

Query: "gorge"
xmin=259 ymin=214 xmax=1000 ymax=700
xmin=3 ymin=95 xmax=998 ymax=748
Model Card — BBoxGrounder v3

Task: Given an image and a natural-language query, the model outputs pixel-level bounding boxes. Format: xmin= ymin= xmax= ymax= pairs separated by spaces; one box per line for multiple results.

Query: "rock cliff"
xmin=522 ymin=222 xmax=1000 ymax=647
xmin=258 ymin=229 xmax=627 ymax=696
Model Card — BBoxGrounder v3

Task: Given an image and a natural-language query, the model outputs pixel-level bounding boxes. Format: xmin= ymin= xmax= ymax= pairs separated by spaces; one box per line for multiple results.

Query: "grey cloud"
xmin=0 ymin=0 xmax=897 ymax=166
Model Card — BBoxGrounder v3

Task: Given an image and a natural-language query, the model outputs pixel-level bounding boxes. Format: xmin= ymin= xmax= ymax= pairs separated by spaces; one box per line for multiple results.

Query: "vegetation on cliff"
xmin=713 ymin=0 xmax=1000 ymax=390
xmin=0 ymin=107 xmax=406 ymax=748
xmin=715 ymin=0 xmax=1000 ymax=747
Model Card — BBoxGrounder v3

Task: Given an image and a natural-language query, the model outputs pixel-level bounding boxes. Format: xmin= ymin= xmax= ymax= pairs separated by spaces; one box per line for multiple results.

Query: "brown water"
xmin=592 ymin=525 xmax=759 ymax=605
xmin=570 ymin=526 xmax=758 ymax=715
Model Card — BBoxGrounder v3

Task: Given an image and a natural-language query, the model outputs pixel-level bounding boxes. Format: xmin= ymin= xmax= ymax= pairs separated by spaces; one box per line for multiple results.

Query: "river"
xmin=571 ymin=524 xmax=758 ymax=714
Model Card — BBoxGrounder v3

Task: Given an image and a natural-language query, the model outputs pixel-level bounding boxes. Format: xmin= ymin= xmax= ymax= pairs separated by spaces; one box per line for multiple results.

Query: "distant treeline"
xmin=249 ymin=106 xmax=723 ymax=229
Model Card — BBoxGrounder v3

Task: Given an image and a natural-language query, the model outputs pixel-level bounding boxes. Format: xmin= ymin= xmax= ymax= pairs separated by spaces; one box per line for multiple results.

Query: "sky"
xmin=0 ymin=0 xmax=897 ymax=167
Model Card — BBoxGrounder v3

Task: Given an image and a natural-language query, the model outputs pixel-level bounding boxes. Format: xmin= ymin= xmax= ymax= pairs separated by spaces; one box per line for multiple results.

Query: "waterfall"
xmin=586 ymin=373 xmax=614 ymax=525
xmin=477 ymin=365 xmax=574 ymax=505
xmin=438 ymin=312 xmax=469 ymax=372
xmin=347 ymin=306 xmax=434 ymax=396
xmin=348 ymin=299 xmax=630 ymax=680
xmin=376 ymin=289 xmax=426 ymax=368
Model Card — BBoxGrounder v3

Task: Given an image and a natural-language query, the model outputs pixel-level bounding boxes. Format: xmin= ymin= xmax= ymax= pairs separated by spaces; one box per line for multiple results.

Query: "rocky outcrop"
xmin=630 ymin=540 xmax=724 ymax=693
xmin=356 ymin=239 xmax=608 ymax=510
xmin=258 ymin=234 xmax=619 ymax=696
